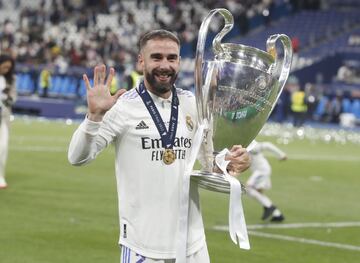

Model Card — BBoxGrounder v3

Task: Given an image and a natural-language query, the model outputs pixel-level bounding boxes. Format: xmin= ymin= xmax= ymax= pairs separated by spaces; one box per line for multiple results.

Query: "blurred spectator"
xmin=336 ymin=61 xmax=360 ymax=84
xmin=123 ymin=60 xmax=143 ymax=91
xmin=282 ymin=75 xmax=299 ymax=121
xmin=348 ymin=34 xmax=360 ymax=46
xmin=304 ymin=82 xmax=319 ymax=121
xmin=323 ymin=91 xmax=343 ymax=123
xmin=291 ymin=85 xmax=308 ymax=127
xmin=291 ymin=36 xmax=300 ymax=53
xmin=0 ymin=54 xmax=16 ymax=189
xmin=336 ymin=64 xmax=353 ymax=82
xmin=39 ymin=67 xmax=52 ymax=97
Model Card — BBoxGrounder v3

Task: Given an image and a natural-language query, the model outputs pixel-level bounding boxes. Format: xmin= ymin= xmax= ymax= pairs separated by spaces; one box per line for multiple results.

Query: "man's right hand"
xmin=83 ymin=65 xmax=126 ymax=122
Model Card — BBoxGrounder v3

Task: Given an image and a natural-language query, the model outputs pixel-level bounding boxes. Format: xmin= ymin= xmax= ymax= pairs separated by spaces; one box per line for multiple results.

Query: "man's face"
xmin=139 ymin=38 xmax=180 ymax=95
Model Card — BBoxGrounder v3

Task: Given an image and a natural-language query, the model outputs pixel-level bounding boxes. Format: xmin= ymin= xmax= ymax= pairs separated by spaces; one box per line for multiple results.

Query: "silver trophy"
xmin=191 ymin=8 xmax=293 ymax=193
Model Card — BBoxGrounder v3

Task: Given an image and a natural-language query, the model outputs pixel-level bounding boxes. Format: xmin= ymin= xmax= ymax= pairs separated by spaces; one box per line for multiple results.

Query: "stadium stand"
xmin=0 ymin=0 xmax=359 ymax=125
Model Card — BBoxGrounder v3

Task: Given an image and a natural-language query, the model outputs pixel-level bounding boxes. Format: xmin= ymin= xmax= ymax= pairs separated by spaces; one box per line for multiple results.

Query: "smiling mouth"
xmin=155 ymin=73 xmax=172 ymax=81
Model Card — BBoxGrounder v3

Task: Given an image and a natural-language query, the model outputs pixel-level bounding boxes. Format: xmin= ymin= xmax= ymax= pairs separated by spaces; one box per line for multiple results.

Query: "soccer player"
xmin=246 ymin=141 xmax=287 ymax=222
xmin=68 ymin=30 xmax=250 ymax=263
xmin=0 ymin=54 xmax=16 ymax=189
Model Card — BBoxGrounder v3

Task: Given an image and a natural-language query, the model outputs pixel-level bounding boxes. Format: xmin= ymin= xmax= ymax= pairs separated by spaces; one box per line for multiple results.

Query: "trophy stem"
xmin=191 ymin=171 xmax=247 ymax=194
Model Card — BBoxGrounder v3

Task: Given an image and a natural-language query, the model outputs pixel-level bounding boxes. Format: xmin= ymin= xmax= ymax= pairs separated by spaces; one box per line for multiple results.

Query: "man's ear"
xmin=138 ymin=54 xmax=144 ymax=67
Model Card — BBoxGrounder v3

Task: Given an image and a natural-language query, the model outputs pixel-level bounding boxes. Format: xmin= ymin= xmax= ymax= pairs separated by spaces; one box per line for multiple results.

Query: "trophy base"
xmin=191 ymin=171 xmax=246 ymax=194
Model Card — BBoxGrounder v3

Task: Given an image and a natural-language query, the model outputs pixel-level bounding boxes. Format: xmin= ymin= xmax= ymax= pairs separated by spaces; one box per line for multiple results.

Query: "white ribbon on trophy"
xmin=215 ymin=148 xmax=249 ymax=249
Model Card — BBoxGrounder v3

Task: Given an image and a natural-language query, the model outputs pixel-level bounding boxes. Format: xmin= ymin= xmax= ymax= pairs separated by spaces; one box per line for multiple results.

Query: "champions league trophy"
xmin=191 ymin=8 xmax=293 ymax=194
xmin=176 ymin=9 xmax=292 ymax=259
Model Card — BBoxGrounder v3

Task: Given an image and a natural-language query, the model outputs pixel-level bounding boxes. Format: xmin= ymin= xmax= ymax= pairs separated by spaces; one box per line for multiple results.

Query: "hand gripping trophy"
xmin=189 ymin=7 xmax=293 ymax=250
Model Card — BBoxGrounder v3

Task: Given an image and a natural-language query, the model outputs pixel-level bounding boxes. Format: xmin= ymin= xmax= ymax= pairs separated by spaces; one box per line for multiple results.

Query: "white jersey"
xmin=68 ymin=88 xmax=206 ymax=259
xmin=0 ymin=75 xmax=6 ymax=109
xmin=249 ymin=142 xmax=286 ymax=174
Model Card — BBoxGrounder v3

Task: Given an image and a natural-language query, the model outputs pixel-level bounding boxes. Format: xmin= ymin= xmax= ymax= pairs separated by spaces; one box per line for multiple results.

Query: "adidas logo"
xmin=136 ymin=120 xmax=149 ymax=130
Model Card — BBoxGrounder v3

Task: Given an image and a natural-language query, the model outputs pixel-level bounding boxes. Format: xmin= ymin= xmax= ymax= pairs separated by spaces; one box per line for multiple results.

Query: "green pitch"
xmin=1 ymin=118 xmax=360 ymax=263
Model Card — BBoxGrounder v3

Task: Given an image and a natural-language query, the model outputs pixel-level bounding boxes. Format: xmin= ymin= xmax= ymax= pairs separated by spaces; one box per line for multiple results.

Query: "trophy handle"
xmin=195 ymin=8 xmax=234 ymax=125
xmin=266 ymin=34 xmax=293 ymax=112
xmin=212 ymin=9 xmax=234 ymax=55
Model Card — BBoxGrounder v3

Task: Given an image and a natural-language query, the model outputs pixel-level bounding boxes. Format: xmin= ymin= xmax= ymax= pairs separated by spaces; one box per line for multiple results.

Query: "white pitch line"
xmin=213 ymin=222 xmax=360 ymax=231
xmin=248 ymin=230 xmax=360 ymax=251
xmin=212 ymin=222 xmax=360 ymax=252
xmin=288 ymin=154 xmax=360 ymax=162
xmin=9 ymin=145 xmax=114 ymax=155
xmin=10 ymin=146 xmax=67 ymax=152
xmin=11 ymin=135 xmax=69 ymax=142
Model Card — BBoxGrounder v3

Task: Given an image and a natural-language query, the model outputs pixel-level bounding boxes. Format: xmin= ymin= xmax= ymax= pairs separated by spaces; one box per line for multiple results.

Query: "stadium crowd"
xmin=1 ymin=0 xmax=359 ymax=126
xmin=0 ymin=0 xmax=281 ymax=72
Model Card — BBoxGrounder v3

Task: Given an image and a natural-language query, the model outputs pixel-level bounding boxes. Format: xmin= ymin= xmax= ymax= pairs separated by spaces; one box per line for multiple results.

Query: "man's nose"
xmin=158 ymin=59 xmax=171 ymax=69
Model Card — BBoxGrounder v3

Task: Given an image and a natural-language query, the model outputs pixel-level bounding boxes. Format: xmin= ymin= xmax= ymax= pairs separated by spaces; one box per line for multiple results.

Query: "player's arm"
xmin=68 ymin=65 xmax=126 ymax=166
xmin=261 ymin=142 xmax=287 ymax=160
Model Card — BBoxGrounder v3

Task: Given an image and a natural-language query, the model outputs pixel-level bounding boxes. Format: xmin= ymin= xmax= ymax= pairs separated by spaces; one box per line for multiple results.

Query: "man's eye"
xmin=151 ymin=54 xmax=162 ymax=60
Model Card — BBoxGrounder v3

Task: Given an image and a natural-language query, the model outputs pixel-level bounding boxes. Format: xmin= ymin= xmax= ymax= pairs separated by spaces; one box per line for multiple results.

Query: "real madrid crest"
xmin=163 ymin=149 xmax=176 ymax=165
xmin=186 ymin=115 xmax=194 ymax=131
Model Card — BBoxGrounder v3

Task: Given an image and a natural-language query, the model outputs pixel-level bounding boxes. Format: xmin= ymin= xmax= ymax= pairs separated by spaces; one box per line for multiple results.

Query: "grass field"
xmin=1 ymin=118 xmax=360 ymax=263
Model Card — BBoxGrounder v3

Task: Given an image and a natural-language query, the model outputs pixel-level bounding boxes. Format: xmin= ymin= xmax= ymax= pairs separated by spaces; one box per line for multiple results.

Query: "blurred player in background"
xmin=246 ymin=141 xmax=287 ymax=222
xmin=68 ymin=30 xmax=250 ymax=263
xmin=123 ymin=60 xmax=143 ymax=91
xmin=0 ymin=54 xmax=16 ymax=189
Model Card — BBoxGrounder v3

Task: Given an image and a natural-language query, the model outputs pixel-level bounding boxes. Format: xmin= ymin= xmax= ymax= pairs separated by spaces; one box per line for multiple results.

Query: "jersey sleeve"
xmin=260 ymin=142 xmax=286 ymax=159
xmin=68 ymin=100 xmax=129 ymax=165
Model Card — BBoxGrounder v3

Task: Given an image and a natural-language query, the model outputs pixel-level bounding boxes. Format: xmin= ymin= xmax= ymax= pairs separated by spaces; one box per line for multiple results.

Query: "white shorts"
xmin=120 ymin=244 xmax=210 ymax=263
xmin=246 ymin=170 xmax=271 ymax=190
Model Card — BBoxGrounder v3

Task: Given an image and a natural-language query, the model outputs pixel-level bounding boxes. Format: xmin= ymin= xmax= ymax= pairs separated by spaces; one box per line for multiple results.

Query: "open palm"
xmin=83 ymin=65 xmax=125 ymax=121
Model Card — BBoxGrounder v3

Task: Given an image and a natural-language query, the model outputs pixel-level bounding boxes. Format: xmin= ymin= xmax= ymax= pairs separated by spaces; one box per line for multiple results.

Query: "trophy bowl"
xmin=191 ymin=8 xmax=292 ymax=194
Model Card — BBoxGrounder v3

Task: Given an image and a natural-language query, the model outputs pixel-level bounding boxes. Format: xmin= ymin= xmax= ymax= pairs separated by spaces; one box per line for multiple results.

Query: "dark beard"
xmin=145 ymin=69 xmax=178 ymax=94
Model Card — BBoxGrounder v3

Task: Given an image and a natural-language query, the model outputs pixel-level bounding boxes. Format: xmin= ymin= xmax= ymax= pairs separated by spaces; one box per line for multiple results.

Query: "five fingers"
xmin=84 ymin=65 xmax=115 ymax=91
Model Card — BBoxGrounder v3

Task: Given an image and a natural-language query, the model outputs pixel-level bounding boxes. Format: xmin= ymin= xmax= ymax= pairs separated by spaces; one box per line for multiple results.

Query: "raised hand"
xmin=83 ymin=65 xmax=126 ymax=122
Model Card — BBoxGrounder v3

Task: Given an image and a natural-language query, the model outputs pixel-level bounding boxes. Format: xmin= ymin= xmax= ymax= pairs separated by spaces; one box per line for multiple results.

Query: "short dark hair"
xmin=139 ymin=30 xmax=180 ymax=51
